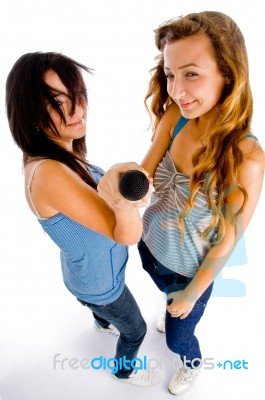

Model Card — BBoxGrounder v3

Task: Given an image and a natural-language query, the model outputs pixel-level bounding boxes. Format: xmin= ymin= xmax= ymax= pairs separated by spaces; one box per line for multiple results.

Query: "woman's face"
xmin=43 ymin=69 xmax=87 ymax=150
xmin=163 ymin=33 xmax=226 ymax=121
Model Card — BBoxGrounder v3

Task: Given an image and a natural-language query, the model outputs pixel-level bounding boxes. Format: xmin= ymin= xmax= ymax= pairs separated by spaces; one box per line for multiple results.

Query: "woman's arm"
xmin=167 ymin=140 xmax=265 ymax=318
xmin=141 ymin=103 xmax=181 ymax=176
xmin=26 ymin=160 xmax=152 ymax=245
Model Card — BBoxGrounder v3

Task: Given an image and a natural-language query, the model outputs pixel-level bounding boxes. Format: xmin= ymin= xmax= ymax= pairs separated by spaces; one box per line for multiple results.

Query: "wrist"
xmin=113 ymin=205 xmax=141 ymax=215
xmin=183 ymin=285 xmax=199 ymax=303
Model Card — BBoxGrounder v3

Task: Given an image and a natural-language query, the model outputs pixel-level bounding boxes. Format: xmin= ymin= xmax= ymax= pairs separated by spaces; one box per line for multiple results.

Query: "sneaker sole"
xmin=112 ymin=372 xmax=160 ymax=387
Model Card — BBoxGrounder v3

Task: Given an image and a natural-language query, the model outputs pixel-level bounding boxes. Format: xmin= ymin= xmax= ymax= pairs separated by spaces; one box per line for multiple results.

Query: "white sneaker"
xmin=168 ymin=365 xmax=200 ymax=395
xmin=157 ymin=312 xmax=166 ymax=333
xmin=94 ymin=320 xmax=119 ymax=337
xmin=113 ymin=368 xmax=160 ymax=387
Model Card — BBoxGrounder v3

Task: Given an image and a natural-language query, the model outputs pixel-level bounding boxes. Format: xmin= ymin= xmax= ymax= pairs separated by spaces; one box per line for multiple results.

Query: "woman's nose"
xmin=170 ymin=80 xmax=187 ymax=101
xmin=172 ymin=87 xmax=187 ymax=100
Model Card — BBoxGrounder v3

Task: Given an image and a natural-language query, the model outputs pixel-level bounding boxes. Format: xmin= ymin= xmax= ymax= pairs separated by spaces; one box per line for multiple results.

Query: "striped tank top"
xmin=142 ymin=117 xmax=258 ymax=277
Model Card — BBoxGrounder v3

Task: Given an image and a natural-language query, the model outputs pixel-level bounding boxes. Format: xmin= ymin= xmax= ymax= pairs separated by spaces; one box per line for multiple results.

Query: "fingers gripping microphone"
xmin=118 ymin=170 xmax=149 ymax=201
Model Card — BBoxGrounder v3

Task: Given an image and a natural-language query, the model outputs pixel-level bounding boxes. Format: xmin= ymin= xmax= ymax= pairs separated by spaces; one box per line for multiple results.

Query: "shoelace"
xmin=173 ymin=369 xmax=197 ymax=385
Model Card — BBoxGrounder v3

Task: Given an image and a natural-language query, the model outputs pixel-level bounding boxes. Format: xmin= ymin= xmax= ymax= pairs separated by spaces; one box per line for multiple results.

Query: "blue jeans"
xmin=138 ymin=239 xmax=213 ymax=368
xmin=77 ymin=285 xmax=147 ymax=378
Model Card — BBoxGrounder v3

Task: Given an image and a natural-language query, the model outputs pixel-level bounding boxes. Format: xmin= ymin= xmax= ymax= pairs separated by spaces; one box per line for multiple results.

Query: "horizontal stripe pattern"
xmin=142 ymin=151 xmax=218 ymax=277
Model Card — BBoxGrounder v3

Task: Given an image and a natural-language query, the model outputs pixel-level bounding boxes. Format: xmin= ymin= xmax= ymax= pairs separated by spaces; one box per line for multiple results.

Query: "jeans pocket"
xmin=196 ymin=283 xmax=214 ymax=307
xmin=195 ymin=298 xmax=207 ymax=308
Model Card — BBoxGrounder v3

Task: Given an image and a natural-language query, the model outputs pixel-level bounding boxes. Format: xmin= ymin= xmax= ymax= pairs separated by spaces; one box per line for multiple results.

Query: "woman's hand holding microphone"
xmin=97 ymin=162 xmax=153 ymax=210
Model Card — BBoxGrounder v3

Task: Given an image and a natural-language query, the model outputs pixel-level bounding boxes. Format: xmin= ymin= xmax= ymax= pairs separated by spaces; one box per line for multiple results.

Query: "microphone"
xmin=118 ymin=170 xmax=149 ymax=201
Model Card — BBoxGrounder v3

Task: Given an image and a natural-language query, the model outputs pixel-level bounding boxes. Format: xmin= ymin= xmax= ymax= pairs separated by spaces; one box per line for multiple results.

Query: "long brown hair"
xmin=6 ymin=52 xmax=97 ymax=189
xmin=145 ymin=11 xmax=253 ymax=241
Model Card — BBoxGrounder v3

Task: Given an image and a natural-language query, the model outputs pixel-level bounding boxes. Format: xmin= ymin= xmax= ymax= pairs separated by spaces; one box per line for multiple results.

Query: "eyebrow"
xmin=45 ymin=83 xmax=68 ymax=97
xmin=164 ymin=63 xmax=201 ymax=70
xmin=50 ymin=89 xmax=68 ymax=97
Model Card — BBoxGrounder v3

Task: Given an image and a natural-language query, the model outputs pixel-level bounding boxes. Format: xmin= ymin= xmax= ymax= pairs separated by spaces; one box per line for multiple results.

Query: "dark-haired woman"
xmin=6 ymin=52 xmax=159 ymax=387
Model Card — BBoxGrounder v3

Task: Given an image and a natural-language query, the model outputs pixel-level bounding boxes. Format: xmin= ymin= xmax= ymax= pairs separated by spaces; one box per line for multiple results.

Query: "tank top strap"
xmin=245 ymin=133 xmax=258 ymax=141
xmin=27 ymin=159 xmax=49 ymax=218
xmin=168 ymin=116 xmax=189 ymax=150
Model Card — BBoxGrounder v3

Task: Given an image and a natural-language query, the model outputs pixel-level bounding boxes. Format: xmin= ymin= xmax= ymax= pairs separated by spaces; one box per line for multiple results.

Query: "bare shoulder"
xmin=26 ymin=159 xmax=77 ymax=181
xmin=141 ymin=103 xmax=181 ymax=175
xmin=165 ymin=102 xmax=181 ymax=118
xmin=161 ymin=103 xmax=181 ymax=131
xmin=239 ymin=137 xmax=265 ymax=173
xmin=151 ymin=102 xmax=181 ymax=143
xmin=236 ymin=138 xmax=264 ymax=196
xmin=25 ymin=159 xmax=87 ymax=202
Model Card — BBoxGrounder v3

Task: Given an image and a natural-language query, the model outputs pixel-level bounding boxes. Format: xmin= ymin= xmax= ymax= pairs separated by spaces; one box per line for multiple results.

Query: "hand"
xmin=97 ymin=162 xmax=153 ymax=210
xmin=166 ymin=290 xmax=196 ymax=319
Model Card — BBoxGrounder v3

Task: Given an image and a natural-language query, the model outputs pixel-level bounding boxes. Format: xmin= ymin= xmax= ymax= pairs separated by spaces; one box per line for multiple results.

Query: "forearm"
xmin=167 ymin=145 xmax=264 ymax=317
xmin=185 ymin=222 xmax=236 ymax=302
xmin=185 ymin=171 xmax=263 ymax=303
xmin=113 ymin=207 xmax=143 ymax=245
xmin=185 ymin=250 xmax=232 ymax=302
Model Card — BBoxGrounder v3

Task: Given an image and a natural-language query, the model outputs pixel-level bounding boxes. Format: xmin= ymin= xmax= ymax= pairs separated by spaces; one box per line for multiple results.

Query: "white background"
xmin=0 ymin=1 xmax=264 ymax=399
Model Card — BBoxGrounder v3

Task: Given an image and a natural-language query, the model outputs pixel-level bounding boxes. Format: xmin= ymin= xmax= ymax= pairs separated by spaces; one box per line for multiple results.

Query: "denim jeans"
xmin=138 ymin=239 xmax=213 ymax=368
xmin=77 ymin=285 xmax=147 ymax=378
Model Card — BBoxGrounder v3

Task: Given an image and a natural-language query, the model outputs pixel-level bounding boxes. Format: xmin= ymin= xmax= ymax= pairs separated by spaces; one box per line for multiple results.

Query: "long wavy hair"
xmin=6 ymin=52 xmax=97 ymax=189
xmin=145 ymin=11 xmax=253 ymax=241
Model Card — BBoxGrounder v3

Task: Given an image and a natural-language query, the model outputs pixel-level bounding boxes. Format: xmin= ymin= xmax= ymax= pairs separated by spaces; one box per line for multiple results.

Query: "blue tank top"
xmin=29 ymin=163 xmax=128 ymax=305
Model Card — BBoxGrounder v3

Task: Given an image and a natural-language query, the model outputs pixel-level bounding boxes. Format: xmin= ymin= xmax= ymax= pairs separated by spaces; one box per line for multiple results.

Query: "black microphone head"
xmin=118 ymin=170 xmax=149 ymax=201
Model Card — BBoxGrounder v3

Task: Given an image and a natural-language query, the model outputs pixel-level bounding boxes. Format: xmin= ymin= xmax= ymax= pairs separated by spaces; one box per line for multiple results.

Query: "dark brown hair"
xmin=6 ymin=52 xmax=97 ymax=188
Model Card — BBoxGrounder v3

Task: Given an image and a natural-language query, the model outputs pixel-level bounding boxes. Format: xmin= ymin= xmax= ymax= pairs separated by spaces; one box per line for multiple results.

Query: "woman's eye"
xmin=186 ymin=72 xmax=198 ymax=78
xmin=55 ymin=98 xmax=63 ymax=106
xmin=165 ymin=74 xmax=174 ymax=80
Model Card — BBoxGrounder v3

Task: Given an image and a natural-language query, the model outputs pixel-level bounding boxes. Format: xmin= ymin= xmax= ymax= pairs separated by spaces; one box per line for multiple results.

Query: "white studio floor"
xmin=1 ymin=1 xmax=265 ymax=399
xmin=0 ymin=186 xmax=264 ymax=400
